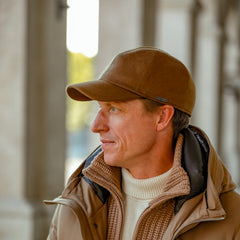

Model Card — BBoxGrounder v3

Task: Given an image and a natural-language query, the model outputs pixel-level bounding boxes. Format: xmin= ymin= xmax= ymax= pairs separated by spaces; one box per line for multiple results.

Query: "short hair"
xmin=141 ymin=98 xmax=190 ymax=142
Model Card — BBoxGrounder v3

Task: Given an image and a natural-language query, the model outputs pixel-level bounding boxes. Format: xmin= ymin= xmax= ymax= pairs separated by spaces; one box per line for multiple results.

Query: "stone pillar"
xmin=0 ymin=0 xmax=67 ymax=239
xmin=220 ymin=5 xmax=240 ymax=182
xmin=0 ymin=1 xmax=32 ymax=239
xmin=156 ymin=0 xmax=193 ymax=66
xmin=190 ymin=0 xmax=219 ymax=147
xmin=142 ymin=0 xmax=158 ymax=46
xmin=95 ymin=0 xmax=142 ymax=76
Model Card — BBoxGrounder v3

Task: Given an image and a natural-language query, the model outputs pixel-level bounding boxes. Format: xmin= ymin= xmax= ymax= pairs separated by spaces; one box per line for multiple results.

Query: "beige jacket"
xmin=45 ymin=126 xmax=240 ymax=239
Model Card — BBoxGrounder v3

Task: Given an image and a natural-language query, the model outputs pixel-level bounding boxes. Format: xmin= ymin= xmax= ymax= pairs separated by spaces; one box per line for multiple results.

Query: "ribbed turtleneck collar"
xmin=121 ymin=167 xmax=171 ymax=200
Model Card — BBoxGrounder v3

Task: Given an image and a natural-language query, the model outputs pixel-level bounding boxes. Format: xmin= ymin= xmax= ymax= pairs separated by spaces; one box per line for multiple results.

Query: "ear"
xmin=156 ymin=105 xmax=175 ymax=131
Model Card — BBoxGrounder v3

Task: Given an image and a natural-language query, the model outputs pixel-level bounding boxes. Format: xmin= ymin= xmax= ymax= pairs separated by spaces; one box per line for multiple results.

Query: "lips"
xmin=100 ymin=138 xmax=115 ymax=149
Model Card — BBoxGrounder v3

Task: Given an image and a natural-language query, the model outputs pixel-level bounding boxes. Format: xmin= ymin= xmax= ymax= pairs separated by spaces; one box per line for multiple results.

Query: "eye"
xmin=110 ymin=106 xmax=119 ymax=113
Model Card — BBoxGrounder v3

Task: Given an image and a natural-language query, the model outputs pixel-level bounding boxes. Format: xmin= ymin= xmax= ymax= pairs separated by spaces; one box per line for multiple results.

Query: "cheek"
xmin=110 ymin=121 xmax=134 ymax=148
xmin=109 ymin=114 xmax=156 ymax=149
xmin=134 ymin=120 xmax=157 ymax=142
xmin=124 ymin=122 xmax=155 ymax=146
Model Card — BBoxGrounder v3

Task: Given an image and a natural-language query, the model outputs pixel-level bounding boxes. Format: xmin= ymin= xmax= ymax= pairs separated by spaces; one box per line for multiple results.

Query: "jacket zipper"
xmin=173 ymin=216 xmax=225 ymax=239
xmin=84 ymin=170 xmax=124 ymax=240
xmin=132 ymin=193 xmax=181 ymax=239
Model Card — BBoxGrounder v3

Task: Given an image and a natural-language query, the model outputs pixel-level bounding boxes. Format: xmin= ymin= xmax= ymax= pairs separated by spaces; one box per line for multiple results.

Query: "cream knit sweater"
xmin=121 ymin=168 xmax=171 ymax=240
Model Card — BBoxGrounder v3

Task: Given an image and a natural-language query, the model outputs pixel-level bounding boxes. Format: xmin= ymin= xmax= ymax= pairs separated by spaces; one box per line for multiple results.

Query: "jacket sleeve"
xmin=47 ymin=205 xmax=60 ymax=240
xmin=235 ymin=223 xmax=240 ymax=240
xmin=47 ymin=204 xmax=83 ymax=240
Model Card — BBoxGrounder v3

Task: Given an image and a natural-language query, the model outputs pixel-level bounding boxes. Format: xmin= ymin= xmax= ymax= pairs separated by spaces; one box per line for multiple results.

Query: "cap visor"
xmin=66 ymin=80 xmax=141 ymax=102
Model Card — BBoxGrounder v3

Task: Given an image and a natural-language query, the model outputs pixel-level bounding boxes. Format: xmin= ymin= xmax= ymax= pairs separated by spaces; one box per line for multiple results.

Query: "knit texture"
xmin=122 ymin=167 xmax=171 ymax=199
xmin=121 ymin=168 xmax=171 ymax=239
xmin=134 ymin=199 xmax=175 ymax=239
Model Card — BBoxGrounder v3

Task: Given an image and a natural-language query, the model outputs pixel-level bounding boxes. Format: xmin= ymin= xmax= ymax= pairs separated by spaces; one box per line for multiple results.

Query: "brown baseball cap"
xmin=67 ymin=47 xmax=196 ymax=116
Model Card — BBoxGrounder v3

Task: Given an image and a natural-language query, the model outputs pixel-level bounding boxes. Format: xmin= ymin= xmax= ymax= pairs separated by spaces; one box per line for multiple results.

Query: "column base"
xmin=0 ymin=198 xmax=53 ymax=240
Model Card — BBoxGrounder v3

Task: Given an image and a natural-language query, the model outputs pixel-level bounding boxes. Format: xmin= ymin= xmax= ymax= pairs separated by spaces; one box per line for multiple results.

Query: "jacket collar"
xmin=164 ymin=126 xmax=236 ymax=239
xmin=190 ymin=126 xmax=236 ymax=206
xmin=82 ymin=134 xmax=191 ymax=208
xmin=82 ymin=126 xmax=236 ymax=211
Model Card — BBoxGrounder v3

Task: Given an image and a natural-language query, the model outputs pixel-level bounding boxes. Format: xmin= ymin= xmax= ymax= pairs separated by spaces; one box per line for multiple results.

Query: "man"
xmin=45 ymin=47 xmax=240 ymax=239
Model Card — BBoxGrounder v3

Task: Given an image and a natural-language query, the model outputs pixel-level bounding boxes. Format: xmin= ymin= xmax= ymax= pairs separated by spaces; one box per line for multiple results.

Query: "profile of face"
xmin=91 ymin=99 xmax=163 ymax=171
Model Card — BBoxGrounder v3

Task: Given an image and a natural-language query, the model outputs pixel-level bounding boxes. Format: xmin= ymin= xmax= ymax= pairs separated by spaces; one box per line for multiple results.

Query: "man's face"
xmin=91 ymin=99 xmax=161 ymax=171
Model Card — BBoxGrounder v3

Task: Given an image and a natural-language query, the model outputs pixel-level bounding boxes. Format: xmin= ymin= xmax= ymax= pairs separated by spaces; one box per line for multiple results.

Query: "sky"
xmin=66 ymin=0 xmax=99 ymax=57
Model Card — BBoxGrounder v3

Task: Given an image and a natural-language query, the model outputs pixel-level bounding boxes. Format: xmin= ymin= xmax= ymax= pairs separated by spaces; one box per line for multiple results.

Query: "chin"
xmin=103 ymin=154 xmax=121 ymax=167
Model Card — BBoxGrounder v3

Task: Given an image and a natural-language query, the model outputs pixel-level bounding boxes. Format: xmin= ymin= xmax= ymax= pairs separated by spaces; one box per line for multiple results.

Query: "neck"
xmin=127 ymin=135 xmax=174 ymax=179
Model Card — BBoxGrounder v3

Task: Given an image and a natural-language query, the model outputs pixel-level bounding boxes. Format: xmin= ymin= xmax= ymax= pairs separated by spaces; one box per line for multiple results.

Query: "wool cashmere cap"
xmin=67 ymin=47 xmax=196 ymax=116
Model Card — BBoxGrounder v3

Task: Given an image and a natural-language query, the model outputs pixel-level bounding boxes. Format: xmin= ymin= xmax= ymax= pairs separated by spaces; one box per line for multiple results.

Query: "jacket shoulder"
xmin=177 ymin=190 xmax=240 ymax=240
xmin=220 ymin=190 xmax=240 ymax=222
xmin=47 ymin=177 xmax=109 ymax=240
xmin=47 ymin=204 xmax=83 ymax=240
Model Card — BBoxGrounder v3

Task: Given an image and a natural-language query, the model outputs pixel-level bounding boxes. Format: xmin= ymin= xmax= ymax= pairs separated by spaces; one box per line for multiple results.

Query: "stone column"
xmin=142 ymin=0 xmax=158 ymax=46
xmin=190 ymin=0 xmax=219 ymax=147
xmin=156 ymin=0 xmax=193 ymax=66
xmin=95 ymin=0 xmax=142 ymax=76
xmin=0 ymin=0 xmax=67 ymax=239
xmin=0 ymin=1 xmax=32 ymax=239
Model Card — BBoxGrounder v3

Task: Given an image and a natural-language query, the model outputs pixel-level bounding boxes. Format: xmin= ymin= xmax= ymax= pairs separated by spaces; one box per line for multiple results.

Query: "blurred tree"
xmin=66 ymin=51 xmax=94 ymax=132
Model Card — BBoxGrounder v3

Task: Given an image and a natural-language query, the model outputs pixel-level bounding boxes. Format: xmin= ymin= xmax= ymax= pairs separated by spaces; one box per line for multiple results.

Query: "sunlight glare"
xmin=67 ymin=0 xmax=99 ymax=57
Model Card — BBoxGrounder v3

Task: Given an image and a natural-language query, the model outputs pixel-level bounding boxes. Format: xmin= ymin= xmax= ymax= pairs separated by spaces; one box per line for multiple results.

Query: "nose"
xmin=91 ymin=110 xmax=109 ymax=133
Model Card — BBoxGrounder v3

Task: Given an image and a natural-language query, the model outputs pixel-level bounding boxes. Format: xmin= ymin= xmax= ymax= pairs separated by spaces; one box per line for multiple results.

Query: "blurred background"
xmin=0 ymin=0 xmax=239 ymax=239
